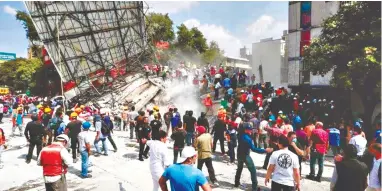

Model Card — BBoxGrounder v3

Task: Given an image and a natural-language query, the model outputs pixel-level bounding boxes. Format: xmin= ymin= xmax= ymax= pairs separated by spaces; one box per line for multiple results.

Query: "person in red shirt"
xmin=0 ymin=127 xmax=7 ymax=169
xmin=306 ymin=121 xmax=329 ymax=182
xmin=293 ymin=97 xmax=299 ymax=112
xmin=210 ymin=66 xmax=216 ymax=76
xmin=240 ymin=91 xmax=247 ymax=104
xmin=144 ymin=64 xmax=150 ymax=78
xmin=204 ymin=94 xmax=213 ymax=115
xmin=218 ymin=67 xmax=224 ymax=74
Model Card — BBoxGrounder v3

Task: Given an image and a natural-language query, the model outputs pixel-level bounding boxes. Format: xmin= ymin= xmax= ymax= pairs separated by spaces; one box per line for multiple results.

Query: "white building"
xmin=251 ymin=37 xmax=288 ymax=88
xmin=287 ymin=1 xmax=340 ymax=87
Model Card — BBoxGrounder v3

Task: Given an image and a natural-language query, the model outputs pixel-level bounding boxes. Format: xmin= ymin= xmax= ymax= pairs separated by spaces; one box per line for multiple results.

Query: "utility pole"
xmin=57 ymin=14 xmax=66 ymax=113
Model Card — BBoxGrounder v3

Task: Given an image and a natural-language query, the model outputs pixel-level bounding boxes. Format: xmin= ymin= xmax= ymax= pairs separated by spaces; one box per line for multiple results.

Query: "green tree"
xmin=202 ymin=41 xmax=224 ymax=65
xmin=303 ymin=2 xmax=381 ymax=136
xmin=146 ymin=13 xmax=175 ymax=43
xmin=16 ymin=11 xmax=42 ymax=57
xmin=175 ymin=24 xmax=194 ymax=54
xmin=190 ymin=27 xmax=208 ymax=54
xmin=0 ymin=58 xmax=43 ymax=92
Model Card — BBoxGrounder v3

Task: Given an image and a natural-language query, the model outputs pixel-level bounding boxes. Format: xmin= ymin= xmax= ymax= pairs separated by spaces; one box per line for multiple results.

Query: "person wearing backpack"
xmin=47 ymin=111 xmax=63 ymax=146
xmin=103 ymin=115 xmax=117 ymax=152
xmin=94 ymin=115 xmax=108 ymax=156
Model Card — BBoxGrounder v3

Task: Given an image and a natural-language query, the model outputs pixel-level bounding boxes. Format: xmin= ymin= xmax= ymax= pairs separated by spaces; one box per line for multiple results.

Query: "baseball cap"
xmin=82 ymin=121 xmax=91 ymax=129
xmin=178 ymin=146 xmax=197 ymax=163
xmin=196 ymin=126 xmax=206 ymax=134
xmin=243 ymin=122 xmax=252 ymax=130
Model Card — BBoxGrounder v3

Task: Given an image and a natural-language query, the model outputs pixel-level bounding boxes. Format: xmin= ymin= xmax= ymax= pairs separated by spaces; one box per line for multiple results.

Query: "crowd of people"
xmin=0 ymin=65 xmax=381 ymax=191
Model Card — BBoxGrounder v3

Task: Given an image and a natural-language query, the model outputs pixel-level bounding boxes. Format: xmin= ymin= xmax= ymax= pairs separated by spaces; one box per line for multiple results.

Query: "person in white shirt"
xmin=142 ymin=130 xmax=171 ymax=191
xmin=128 ymin=106 xmax=139 ymax=139
xmin=366 ymin=143 xmax=382 ymax=191
xmin=349 ymin=125 xmax=367 ymax=157
xmin=94 ymin=115 xmax=108 ymax=156
xmin=265 ymin=135 xmax=300 ymax=191
xmin=258 ymin=115 xmax=269 ymax=148
xmin=78 ymin=122 xmax=92 ymax=178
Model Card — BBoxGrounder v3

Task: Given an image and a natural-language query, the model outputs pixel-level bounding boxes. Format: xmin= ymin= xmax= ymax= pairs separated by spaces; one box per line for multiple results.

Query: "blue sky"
xmin=0 ymin=1 xmax=288 ymax=58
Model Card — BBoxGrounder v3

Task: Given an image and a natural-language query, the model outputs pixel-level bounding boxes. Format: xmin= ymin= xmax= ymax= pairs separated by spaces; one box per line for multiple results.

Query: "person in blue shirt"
xmin=268 ymin=110 xmax=276 ymax=122
xmin=235 ymin=122 xmax=271 ymax=190
xmin=328 ymin=123 xmax=341 ymax=156
xmin=223 ymin=77 xmax=231 ymax=89
xmin=159 ymin=146 xmax=212 ymax=191
xmin=171 ymin=110 xmax=181 ymax=132
xmin=292 ymin=111 xmax=302 ymax=131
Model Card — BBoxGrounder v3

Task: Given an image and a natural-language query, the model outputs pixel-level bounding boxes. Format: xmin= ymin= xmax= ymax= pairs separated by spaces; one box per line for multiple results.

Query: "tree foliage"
xmin=16 ymin=11 xmax=43 ymax=58
xmin=190 ymin=27 xmax=208 ymax=54
xmin=145 ymin=13 xmax=175 ymax=43
xmin=175 ymin=24 xmax=194 ymax=54
xmin=303 ymin=2 xmax=381 ymax=130
xmin=0 ymin=58 xmax=43 ymax=92
xmin=202 ymin=41 xmax=225 ymax=65
xmin=146 ymin=12 xmax=223 ymax=66
xmin=303 ymin=2 xmax=381 ymax=91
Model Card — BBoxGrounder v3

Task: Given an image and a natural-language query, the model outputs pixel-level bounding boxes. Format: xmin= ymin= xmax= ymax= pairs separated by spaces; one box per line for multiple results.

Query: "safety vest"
xmin=204 ymin=98 xmax=212 ymax=107
xmin=40 ymin=143 xmax=67 ymax=176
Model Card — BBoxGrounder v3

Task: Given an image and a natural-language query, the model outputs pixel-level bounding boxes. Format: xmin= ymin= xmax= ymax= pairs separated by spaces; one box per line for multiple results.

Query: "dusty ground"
xmin=0 ymin=116 xmax=334 ymax=191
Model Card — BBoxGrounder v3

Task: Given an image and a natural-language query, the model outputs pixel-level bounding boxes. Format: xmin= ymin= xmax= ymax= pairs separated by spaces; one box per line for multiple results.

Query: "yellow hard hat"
xmin=44 ymin=108 xmax=52 ymax=113
xmin=207 ymin=94 xmax=211 ymax=98
xmin=153 ymin=105 xmax=159 ymax=111
xmin=75 ymin=108 xmax=82 ymax=113
xmin=70 ymin=112 xmax=78 ymax=118
xmin=17 ymin=107 xmax=23 ymax=111
xmin=37 ymin=104 xmax=43 ymax=109
xmin=123 ymin=106 xmax=128 ymax=110
xmin=80 ymin=105 xmax=85 ymax=109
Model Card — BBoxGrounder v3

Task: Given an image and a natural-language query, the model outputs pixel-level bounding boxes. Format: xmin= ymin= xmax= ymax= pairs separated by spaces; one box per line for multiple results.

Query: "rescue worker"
xmin=0 ymin=125 xmax=6 ymax=169
xmin=38 ymin=134 xmax=72 ymax=191
xmin=235 ymin=123 xmax=271 ymax=190
xmin=211 ymin=117 xmax=227 ymax=155
xmin=65 ymin=112 xmax=82 ymax=163
xmin=121 ymin=106 xmax=129 ymax=131
xmin=138 ymin=117 xmax=151 ymax=161
xmin=195 ymin=126 xmax=218 ymax=186
xmin=24 ymin=114 xmax=46 ymax=164
xmin=164 ymin=108 xmax=173 ymax=133
xmin=204 ymin=94 xmax=213 ymax=115
xmin=153 ymin=106 xmax=162 ymax=122
xmin=197 ymin=112 xmax=210 ymax=133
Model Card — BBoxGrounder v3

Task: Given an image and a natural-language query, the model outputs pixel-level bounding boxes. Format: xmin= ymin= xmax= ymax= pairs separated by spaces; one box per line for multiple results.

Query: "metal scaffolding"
xmin=24 ymin=1 xmax=149 ymax=102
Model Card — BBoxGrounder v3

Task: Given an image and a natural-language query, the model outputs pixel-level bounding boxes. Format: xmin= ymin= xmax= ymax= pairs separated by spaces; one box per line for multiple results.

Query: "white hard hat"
xmin=278 ymin=110 xmax=283 ymax=114
xmin=293 ymin=97 xmax=297 ymax=100
xmin=259 ymin=90 xmax=262 ymax=93
xmin=259 ymin=107 xmax=263 ymax=110
xmin=56 ymin=134 xmax=69 ymax=142
xmin=178 ymin=146 xmax=197 ymax=163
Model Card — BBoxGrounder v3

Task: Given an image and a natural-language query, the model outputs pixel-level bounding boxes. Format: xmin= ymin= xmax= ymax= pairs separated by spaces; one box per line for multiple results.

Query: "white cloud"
xmin=245 ymin=15 xmax=287 ymax=43
xmin=179 ymin=14 xmax=287 ymax=57
xmin=183 ymin=19 xmax=243 ymax=57
xmin=181 ymin=15 xmax=287 ymax=57
xmin=146 ymin=1 xmax=198 ymax=14
xmin=3 ymin=5 xmax=17 ymax=16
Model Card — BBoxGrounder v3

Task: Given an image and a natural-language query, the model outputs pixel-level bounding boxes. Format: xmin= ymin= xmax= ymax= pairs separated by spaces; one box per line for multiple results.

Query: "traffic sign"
xmin=0 ymin=52 xmax=16 ymax=61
